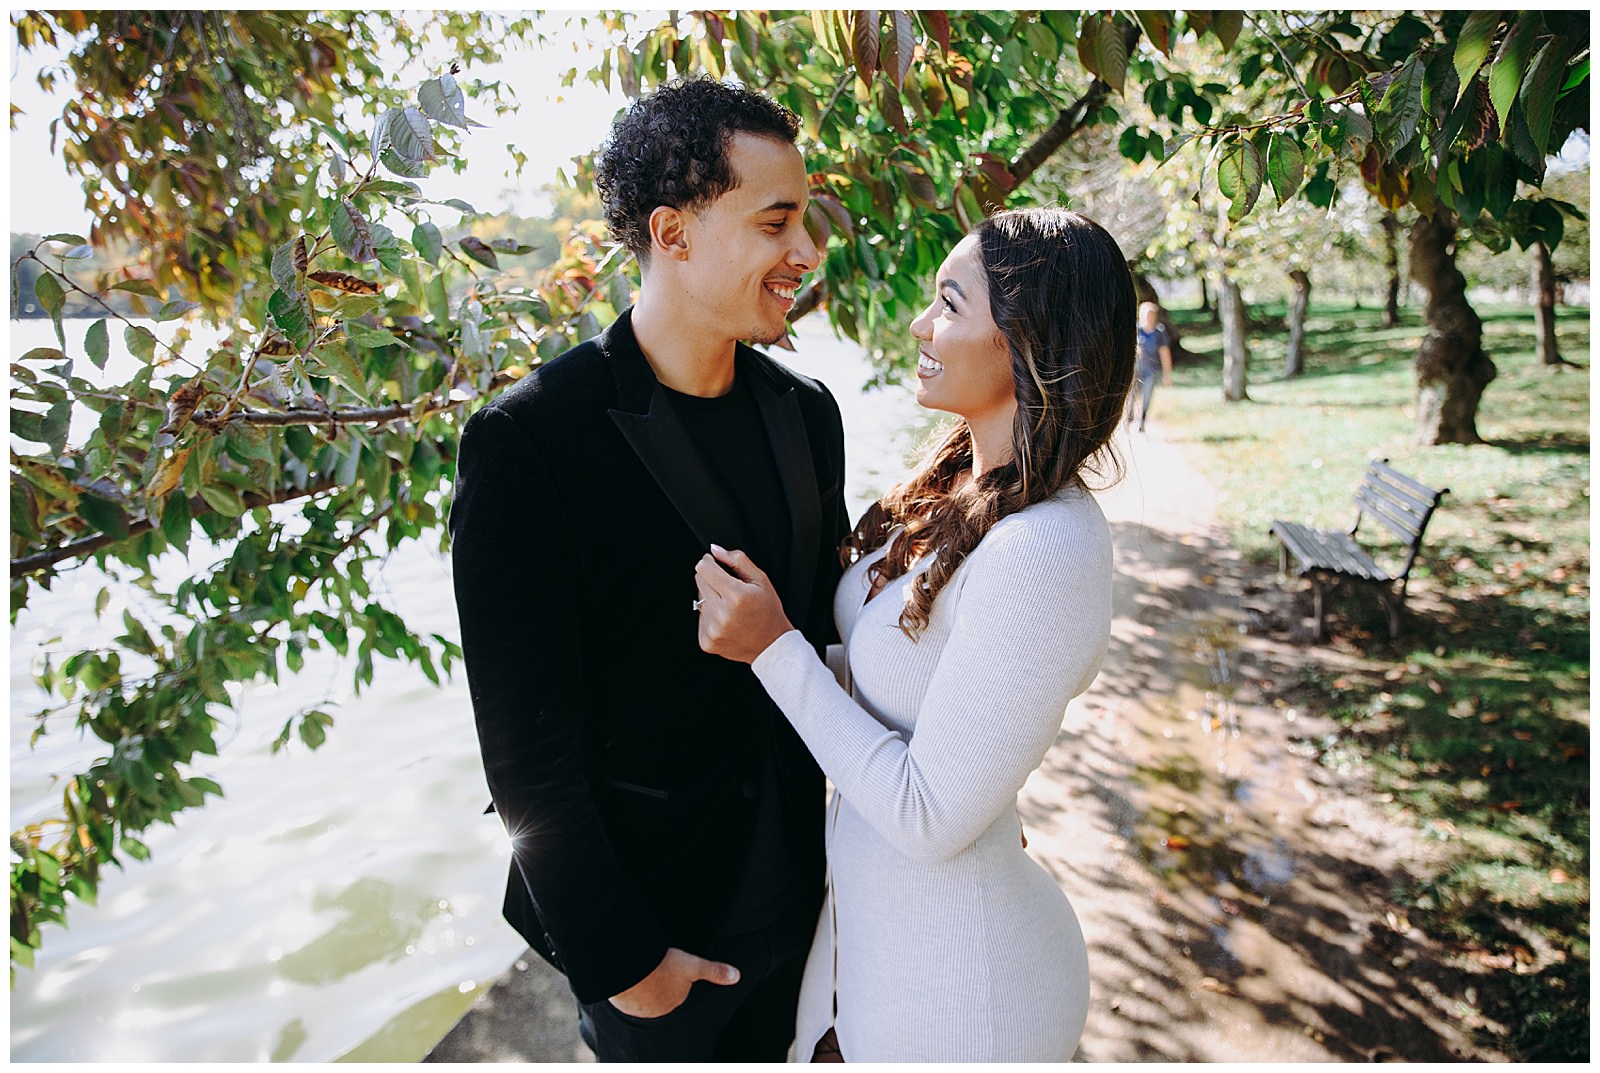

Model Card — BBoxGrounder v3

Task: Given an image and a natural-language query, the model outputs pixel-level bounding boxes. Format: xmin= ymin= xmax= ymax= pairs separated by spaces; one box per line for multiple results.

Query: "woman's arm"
xmin=705 ymin=507 xmax=1112 ymax=865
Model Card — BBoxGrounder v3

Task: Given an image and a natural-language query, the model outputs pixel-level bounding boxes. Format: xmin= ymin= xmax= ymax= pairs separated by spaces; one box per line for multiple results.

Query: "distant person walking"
xmin=1128 ymin=301 xmax=1173 ymax=432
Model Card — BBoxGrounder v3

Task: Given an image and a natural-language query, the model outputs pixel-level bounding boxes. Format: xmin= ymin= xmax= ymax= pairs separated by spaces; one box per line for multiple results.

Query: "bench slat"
xmin=1270 ymin=521 xmax=1391 ymax=581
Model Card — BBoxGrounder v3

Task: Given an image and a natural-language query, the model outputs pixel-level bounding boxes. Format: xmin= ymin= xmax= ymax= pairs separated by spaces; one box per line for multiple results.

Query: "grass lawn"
xmin=1155 ymin=300 xmax=1590 ymax=1061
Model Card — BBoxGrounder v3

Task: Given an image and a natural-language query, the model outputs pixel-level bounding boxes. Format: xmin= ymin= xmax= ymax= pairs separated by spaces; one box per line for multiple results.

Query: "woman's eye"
xmin=941 ymin=296 xmax=956 ymax=313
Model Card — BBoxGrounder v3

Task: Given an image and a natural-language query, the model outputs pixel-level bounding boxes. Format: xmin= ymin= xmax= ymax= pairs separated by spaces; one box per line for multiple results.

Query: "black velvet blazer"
xmin=448 ymin=310 xmax=849 ymax=1004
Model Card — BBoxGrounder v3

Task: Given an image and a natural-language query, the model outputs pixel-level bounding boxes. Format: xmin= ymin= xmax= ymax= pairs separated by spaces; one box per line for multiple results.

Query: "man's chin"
xmin=746 ymin=324 xmax=791 ymax=347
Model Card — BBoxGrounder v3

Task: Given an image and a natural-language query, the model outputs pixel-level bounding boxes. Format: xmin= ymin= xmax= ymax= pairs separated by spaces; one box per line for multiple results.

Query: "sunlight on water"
xmin=9 ymin=316 xmax=922 ymax=1060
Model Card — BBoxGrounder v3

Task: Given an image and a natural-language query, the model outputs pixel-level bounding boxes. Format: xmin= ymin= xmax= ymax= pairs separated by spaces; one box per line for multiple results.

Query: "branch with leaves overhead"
xmin=9 ymin=9 xmax=636 ymax=971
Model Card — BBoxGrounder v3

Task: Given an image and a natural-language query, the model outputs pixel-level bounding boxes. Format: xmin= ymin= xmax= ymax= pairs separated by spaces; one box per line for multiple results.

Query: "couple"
xmin=449 ymin=78 xmax=1135 ymax=1063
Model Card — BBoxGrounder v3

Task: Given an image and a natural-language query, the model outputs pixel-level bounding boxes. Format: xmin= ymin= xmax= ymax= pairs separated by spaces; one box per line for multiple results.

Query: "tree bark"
xmin=1219 ymin=271 xmax=1250 ymax=402
xmin=1533 ymin=239 xmax=1561 ymax=368
xmin=1284 ymin=268 xmax=1311 ymax=378
xmin=1381 ymin=211 xmax=1402 ymax=327
xmin=1197 ymin=270 xmax=1212 ymax=316
xmin=1408 ymin=211 xmax=1496 ymax=444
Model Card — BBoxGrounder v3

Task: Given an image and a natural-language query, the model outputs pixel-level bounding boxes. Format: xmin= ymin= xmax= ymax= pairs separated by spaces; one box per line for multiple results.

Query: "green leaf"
xmin=380 ymin=147 xmax=430 ymax=179
xmin=1374 ymin=54 xmax=1427 ymax=152
xmin=336 ymin=294 xmax=383 ymax=320
xmin=1452 ymin=11 xmax=1502 ymax=103
xmin=42 ymin=232 xmax=88 ymax=245
xmin=271 ymin=238 xmax=302 ymax=296
xmin=1489 ymin=13 xmax=1542 ymax=137
xmin=1216 ymin=139 xmax=1264 ymax=221
xmin=419 ymin=76 xmax=470 ymax=128
xmin=1265 ymin=134 xmax=1306 ymax=207
xmin=344 ymin=322 xmax=403 ymax=349
xmin=154 ymin=299 xmax=199 ymax=323
xmin=198 ymin=484 xmax=247 ymax=517
xmin=42 ymin=399 xmax=70 ymax=457
xmin=1210 ymin=10 xmax=1243 ymax=51
xmin=311 ymin=344 xmax=373 ymax=402
xmin=1117 ymin=126 xmax=1148 ymax=163
xmin=111 ymin=279 xmax=163 ymax=299
xmin=84 ymin=318 xmax=109 ymax=370
xmin=78 ymin=494 xmax=130 ymax=538
xmin=1133 ymin=11 xmax=1171 ymax=54
xmin=363 ymin=179 xmax=423 ymax=198
xmin=459 ymin=236 xmax=499 ymax=269
xmin=381 ymin=105 xmax=435 ymax=162
xmin=331 ymin=198 xmax=377 ymax=263
xmin=119 ymin=836 xmax=151 ymax=862
xmin=1095 ymin=15 xmax=1129 ymax=94
xmin=298 ymin=709 xmax=332 ymax=750
xmin=33 ymin=272 xmax=66 ymax=347
xmin=267 ymin=289 xmax=312 ymax=350
xmin=1519 ymin=36 xmax=1572 ymax=158
xmin=125 ymin=325 xmax=158 ymax=364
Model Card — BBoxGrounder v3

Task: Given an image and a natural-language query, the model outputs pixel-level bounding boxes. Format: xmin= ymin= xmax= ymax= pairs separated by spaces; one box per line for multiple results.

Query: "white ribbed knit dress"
xmin=750 ymin=486 xmax=1112 ymax=1062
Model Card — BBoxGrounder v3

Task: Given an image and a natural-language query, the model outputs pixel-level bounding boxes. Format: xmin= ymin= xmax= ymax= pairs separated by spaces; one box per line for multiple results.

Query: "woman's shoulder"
xmin=968 ymin=488 xmax=1111 ymax=571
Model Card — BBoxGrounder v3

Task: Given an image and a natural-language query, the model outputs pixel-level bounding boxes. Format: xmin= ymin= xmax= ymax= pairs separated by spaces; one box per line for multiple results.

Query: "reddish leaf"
xmin=922 ymin=10 xmax=950 ymax=54
xmin=851 ymin=10 xmax=880 ymax=85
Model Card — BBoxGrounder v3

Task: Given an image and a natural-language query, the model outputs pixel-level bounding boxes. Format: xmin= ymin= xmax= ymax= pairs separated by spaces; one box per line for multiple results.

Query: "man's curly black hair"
xmin=595 ymin=77 xmax=802 ymax=262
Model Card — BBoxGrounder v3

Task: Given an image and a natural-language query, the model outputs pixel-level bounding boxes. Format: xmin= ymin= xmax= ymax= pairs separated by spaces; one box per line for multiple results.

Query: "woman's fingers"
xmin=710 ymin=543 xmax=767 ymax=585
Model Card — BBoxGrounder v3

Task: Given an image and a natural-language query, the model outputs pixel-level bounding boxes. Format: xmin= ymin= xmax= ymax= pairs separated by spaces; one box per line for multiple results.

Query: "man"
xmin=449 ymin=78 xmax=849 ymax=1062
xmin=1127 ymin=300 xmax=1173 ymax=432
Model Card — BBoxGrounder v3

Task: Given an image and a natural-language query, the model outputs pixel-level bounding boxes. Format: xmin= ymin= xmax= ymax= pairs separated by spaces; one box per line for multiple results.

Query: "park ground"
xmin=425 ymin=302 xmax=1588 ymax=1062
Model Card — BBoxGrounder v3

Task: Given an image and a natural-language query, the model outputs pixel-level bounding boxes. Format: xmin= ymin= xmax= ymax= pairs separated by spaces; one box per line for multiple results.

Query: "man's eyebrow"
xmin=756 ymin=199 xmax=802 ymax=214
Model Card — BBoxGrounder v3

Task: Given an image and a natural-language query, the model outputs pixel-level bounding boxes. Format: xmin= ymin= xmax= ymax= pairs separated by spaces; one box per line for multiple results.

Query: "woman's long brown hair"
xmin=842 ymin=209 xmax=1137 ymax=638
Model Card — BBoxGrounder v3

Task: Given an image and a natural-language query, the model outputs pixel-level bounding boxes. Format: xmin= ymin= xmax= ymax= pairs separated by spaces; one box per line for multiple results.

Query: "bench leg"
xmin=1312 ymin=577 xmax=1326 ymax=640
xmin=1382 ymin=590 xmax=1402 ymax=641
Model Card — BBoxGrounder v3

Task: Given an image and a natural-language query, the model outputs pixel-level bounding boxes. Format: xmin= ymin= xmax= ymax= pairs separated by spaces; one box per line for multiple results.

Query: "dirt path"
xmin=428 ymin=420 xmax=1498 ymax=1063
xmin=1031 ymin=421 xmax=1496 ymax=1062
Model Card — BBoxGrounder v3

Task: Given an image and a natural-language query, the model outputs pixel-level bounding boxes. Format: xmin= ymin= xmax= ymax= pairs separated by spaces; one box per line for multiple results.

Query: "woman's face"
xmin=909 ymin=235 xmax=1016 ymax=430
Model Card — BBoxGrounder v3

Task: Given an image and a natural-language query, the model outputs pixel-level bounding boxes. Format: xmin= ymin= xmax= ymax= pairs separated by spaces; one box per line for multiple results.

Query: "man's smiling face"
xmin=676 ymin=133 xmax=820 ymax=347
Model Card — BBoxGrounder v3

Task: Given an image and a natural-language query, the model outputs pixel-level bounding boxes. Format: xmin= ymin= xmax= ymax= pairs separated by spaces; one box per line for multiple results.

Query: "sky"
xmin=6 ymin=11 xmax=636 ymax=238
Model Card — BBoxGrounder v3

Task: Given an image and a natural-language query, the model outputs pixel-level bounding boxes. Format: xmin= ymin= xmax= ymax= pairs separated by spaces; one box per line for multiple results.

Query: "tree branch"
xmin=11 ymin=474 xmax=345 ymax=578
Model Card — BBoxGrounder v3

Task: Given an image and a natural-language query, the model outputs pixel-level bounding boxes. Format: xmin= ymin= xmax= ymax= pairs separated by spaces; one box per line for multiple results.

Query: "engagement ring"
xmin=692 ymin=598 xmax=705 ymax=612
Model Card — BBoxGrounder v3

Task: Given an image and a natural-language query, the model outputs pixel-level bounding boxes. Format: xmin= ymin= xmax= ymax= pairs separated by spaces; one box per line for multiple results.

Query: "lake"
xmin=8 ymin=315 xmax=930 ymax=1061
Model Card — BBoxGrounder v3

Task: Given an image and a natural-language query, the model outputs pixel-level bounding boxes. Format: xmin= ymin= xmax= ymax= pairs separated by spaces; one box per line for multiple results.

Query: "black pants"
xmin=576 ymin=898 xmax=815 ymax=1062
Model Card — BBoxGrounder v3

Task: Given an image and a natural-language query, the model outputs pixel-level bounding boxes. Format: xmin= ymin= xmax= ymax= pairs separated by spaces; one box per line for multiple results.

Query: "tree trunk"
xmin=1409 ymin=211 xmax=1496 ymax=444
xmin=1533 ymin=240 xmax=1561 ymax=368
xmin=1198 ymin=270 xmax=1211 ymax=315
xmin=1284 ymin=268 xmax=1311 ymax=378
xmin=1381 ymin=211 xmax=1402 ymax=327
xmin=1218 ymin=272 xmax=1250 ymax=402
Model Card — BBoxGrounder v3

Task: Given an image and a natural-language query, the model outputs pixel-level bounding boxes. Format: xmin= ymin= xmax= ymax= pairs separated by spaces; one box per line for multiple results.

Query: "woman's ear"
xmin=648 ymin=206 xmax=690 ymax=262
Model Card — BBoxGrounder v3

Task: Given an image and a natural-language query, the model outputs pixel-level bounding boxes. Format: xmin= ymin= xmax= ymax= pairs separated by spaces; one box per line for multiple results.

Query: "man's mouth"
xmin=916 ymin=352 xmax=944 ymax=379
xmin=765 ymin=279 xmax=800 ymax=305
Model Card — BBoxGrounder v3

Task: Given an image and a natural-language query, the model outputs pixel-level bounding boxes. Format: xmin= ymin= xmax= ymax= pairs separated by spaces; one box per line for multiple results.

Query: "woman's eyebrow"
xmin=939 ymin=278 xmax=966 ymax=300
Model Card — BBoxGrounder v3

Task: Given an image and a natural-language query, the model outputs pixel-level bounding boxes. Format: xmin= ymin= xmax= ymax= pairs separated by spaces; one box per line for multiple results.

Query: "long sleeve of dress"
xmin=750 ymin=502 xmax=1112 ymax=865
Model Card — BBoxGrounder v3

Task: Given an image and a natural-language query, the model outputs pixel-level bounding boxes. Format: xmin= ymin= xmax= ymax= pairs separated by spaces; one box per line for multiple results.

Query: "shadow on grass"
xmin=1263 ymin=565 xmax=1590 ymax=1062
xmin=1484 ymin=433 xmax=1592 ymax=456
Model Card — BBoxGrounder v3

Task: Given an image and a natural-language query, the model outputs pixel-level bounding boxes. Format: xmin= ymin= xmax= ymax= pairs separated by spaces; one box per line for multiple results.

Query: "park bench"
xmin=1268 ymin=458 xmax=1448 ymax=641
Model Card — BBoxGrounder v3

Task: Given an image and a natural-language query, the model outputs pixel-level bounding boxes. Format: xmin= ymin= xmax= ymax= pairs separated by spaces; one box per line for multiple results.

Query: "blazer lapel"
xmin=603 ymin=312 xmax=752 ymax=552
xmin=744 ymin=350 xmax=821 ymax=622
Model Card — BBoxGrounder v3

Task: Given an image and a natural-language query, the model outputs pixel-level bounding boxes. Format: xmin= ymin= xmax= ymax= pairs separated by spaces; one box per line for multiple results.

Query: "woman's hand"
xmin=695 ymin=544 xmax=795 ymax=664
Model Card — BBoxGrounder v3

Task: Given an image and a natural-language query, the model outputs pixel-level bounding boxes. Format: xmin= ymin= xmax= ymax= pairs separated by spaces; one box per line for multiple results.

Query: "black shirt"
xmin=664 ymin=374 xmax=801 ymax=935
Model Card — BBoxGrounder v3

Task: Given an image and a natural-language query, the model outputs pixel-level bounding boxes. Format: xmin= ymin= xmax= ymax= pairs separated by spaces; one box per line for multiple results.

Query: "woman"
xmin=1127 ymin=300 xmax=1173 ymax=431
xmin=693 ymin=208 xmax=1135 ymax=1061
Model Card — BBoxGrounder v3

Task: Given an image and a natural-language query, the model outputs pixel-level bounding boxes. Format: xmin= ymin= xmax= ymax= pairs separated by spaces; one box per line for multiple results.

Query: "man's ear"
xmin=648 ymin=206 xmax=690 ymax=262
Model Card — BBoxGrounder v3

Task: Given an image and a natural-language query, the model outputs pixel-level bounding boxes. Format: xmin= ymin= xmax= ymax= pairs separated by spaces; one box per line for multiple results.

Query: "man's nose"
xmin=790 ymin=225 xmax=820 ymax=273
